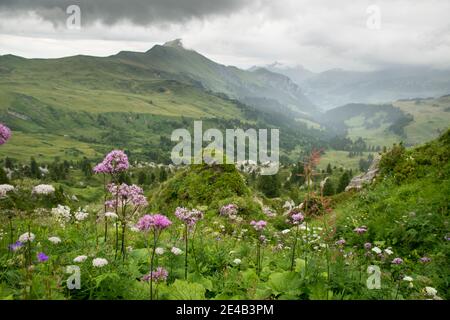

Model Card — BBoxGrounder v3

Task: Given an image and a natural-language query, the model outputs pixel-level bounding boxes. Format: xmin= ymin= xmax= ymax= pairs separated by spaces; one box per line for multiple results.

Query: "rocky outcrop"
xmin=345 ymin=155 xmax=381 ymax=192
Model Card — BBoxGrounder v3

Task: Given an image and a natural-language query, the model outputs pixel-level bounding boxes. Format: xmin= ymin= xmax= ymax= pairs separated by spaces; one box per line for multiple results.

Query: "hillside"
xmin=332 ymin=129 xmax=450 ymax=299
xmin=0 ymin=42 xmax=324 ymax=162
xmin=319 ymin=96 xmax=450 ymax=148
xmin=266 ymin=64 xmax=450 ymax=110
xmin=113 ymin=40 xmax=318 ymax=116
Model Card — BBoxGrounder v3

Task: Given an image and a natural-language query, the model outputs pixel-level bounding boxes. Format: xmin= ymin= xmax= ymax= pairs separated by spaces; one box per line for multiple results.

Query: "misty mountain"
xmin=265 ymin=63 xmax=450 ymax=110
xmin=112 ymin=39 xmax=318 ymax=117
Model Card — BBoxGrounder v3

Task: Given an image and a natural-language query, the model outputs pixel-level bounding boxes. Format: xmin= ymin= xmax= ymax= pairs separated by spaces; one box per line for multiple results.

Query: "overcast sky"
xmin=0 ymin=0 xmax=449 ymax=72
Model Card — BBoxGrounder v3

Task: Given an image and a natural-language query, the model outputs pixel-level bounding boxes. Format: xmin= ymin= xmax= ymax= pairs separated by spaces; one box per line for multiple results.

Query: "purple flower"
xmin=250 ymin=220 xmax=267 ymax=231
xmin=37 ymin=252 xmax=49 ymax=262
xmin=392 ymin=257 xmax=404 ymax=265
xmin=335 ymin=239 xmax=346 ymax=246
xmin=419 ymin=256 xmax=431 ymax=263
xmin=175 ymin=207 xmax=204 ymax=226
xmin=142 ymin=267 xmax=168 ymax=283
xmin=137 ymin=214 xmax=172 ymax=232
xmin=287 ymin=208 xmax=305 ymax=225
xmin=105 ymin=183 xmax=148 ymax=209
xmin=8 ymin=241 xmax=23 ymax=252
xmin=354 ymin=226 xmax=367 ymax=234
xmin=93 ymin=150 xmax=129 ymax=174
xmin=220 ymin=204 xmax=238 ymax=217
xmin=0 ymin=123 xmax=11 ymax=145
xmin=364 ymin=242 xmax=372 ymax=250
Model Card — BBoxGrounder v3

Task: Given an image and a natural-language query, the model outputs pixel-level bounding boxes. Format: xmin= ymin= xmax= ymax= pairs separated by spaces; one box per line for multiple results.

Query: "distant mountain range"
xmin=0 ymin=39 xmax=324 ymax=162
xmin=112 ymin=39 xmax=318 ymax=117
xmin=262 ymin=62 xmax=450 ymax=110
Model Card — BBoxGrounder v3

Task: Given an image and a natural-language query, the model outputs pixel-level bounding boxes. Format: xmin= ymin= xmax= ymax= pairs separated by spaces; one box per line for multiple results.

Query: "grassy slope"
xmin=332 ymin=129 xmax=450 ymax=298
xmin=393 ymin=96 xmax=450 ymax=145
xmin=0 ymin=54 xmax=251 ymax=161
xmin=324 ymin=96 xmax=450 ymax=148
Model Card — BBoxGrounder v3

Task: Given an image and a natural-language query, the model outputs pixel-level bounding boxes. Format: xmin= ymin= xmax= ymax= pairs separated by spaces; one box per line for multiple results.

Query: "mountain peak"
xmin=163 ymin=39 xmax=184 ymax=48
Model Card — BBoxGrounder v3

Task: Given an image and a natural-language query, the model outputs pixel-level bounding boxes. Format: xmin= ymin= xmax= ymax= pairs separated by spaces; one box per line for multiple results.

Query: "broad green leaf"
xmin=166 ymin=280 xmax=206 ymax=300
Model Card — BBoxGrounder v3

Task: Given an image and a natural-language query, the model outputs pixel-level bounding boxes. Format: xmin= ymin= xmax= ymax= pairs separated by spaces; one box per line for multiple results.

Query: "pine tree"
xmin=30 ymin=157 xmax=41 ymax=179
xmin=0 ymin=166 xmax=9 ymax=184
xmin=322 ymin=178 xmax=335 ymax=196
xmin=258 ymin=174 xmax=281 ymax=198
xmin=159 ymin=169 xmax=168 ymax=182
xmin=138 ymin=171 xmax=147 ymax=185
xmin=337 ymin=171 xmax=351 ymax=193
xmin=326 ymin=163 xmax=333 ymax=174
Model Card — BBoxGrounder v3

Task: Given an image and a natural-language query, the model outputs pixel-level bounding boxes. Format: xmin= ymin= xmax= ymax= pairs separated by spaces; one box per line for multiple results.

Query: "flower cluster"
xmin=104 ymin=211 xmax=118 ymax=219
xmin=48 ymin=236 xmax=62 ymax=244
xmin=220 ymin=204 xmax=238 ymax=219
xmin=93 ymin=150 xmax=129 ymax=174
xmin=32 ymin=184 xmax=55 ymax=195
xmin=92 ymin=258 xmax=108 ymax=268
xmin=74 ymin=208 xmax=89 ymax=222
xmin=51 ymin=205 xmax=71 ymax=227
xmin=136 ymin=214 xmax=172 ymax=232
xmin=353 ymin=226 xmax=368 ymax=234
xmin=73 ymin=255 xmax=88 ymax=263
xmin=105 ymin=183 xmax=148 ymax=210
xmin=287 ymin=208 xmax=305 ymax=225
xmin=0 ymin=184 xmax=14 ymax=198
xmin=142 ymin=267 xmax=168 ymax=283
xmin=0 ymin=123 xmax=11 ymax=145
xmin=263 ymin=207 xmax=277 ymax=218
xmin=175 ymin=207 xmax=204 ymax=227
xmin=250 ymin=220 xmax=267 ymax=231
xmin=171 ymin=247 xmax=183 ymax=255
xmin=19 ymin=232 xmax=35 ymax=243
xmin=391 ymin=257 xmax=404 ymax=265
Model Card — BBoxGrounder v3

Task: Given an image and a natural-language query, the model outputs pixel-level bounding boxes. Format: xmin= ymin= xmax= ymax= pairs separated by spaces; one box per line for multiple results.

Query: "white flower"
xmin=233 ymin=258 xmax=242 ymax=265
xmin=0 ymin=184 xmax=14 ymax=197
xmin=424 ymin=286 xmax=437 ymax=297
xmin=171 ymin=247 xmax=183 ymax=255
xmin=402 ymin=276 xmax=413 ymax=282
xmin=155 ymin=247 xmax=165 ymax=255
xmin=32 ymin=184 xmax=55 ymax=195
xmin=281 ymin=229 xmax=291 ymax=234
xmin=372 ymin=247 xmax=382 ymax=254
xmin=51 ymin=205 xmax=71 ymax=227
xmin=48 ymin=236 xmax=61 ymax=244
xmin=19 ymin=232 xmax=35 ymax=243
xmin=73 ymin=255 xmax=88 ymax=263
xmin=74 ymin=209 xmax=89 ymax=222
xmin=384 ymin=248 xmax=394 ymax=255
xmin=104 ymin=211 xmax=118 ymax=219
xmin=92 ymin=258 xmax=108 ymax=268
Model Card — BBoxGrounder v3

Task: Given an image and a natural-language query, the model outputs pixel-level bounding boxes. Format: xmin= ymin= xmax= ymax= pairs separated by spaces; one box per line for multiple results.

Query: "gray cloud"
xmin=0 ymin=0 xmax=251 ymax=26
xmin=1 ymin=0 xmax=450 ymax=72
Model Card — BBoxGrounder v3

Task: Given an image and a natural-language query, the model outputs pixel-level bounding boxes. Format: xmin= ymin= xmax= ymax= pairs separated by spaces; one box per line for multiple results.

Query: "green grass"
xmin=0 ymin=131 xmax=100 ymax=161
xmin=318 ymin=150 xmax=376 ymax=171
xmin=394 ymin=96 xmax=450 ymax=145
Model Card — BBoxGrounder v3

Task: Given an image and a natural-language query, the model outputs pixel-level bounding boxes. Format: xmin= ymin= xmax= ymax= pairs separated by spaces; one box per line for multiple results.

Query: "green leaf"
xmin=94 ymin=273 xmax=120 ymax=287
xmin=188 ymin=273 xmax=213 ymax=291
xmin=294 ymin=258 xmax=306 ymax=273
xmin=267 ymin=271 xmax=300 ymax=295
xmin=166 ymin=280 xmax=206 ymax=300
